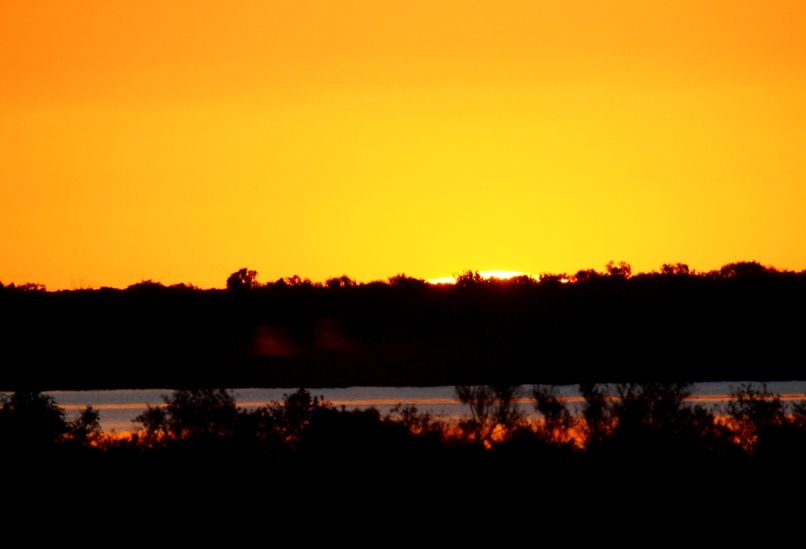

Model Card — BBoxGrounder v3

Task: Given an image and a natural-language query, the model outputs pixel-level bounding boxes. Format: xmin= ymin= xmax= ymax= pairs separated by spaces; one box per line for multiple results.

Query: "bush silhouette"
xmin=532 ymin=385 xmax=574 ymax=444
xmin=455 ymin=384 xmax=523 ymax=444
xmin=727 ymin=383 xmax=785 ymax=452
xmin=226 ymin=268 xmax=259 ymax=291
xmin=0 ymin=391 xmax=68 ymax=450
xmin=134 ymin=388 xmax=238 ymax=440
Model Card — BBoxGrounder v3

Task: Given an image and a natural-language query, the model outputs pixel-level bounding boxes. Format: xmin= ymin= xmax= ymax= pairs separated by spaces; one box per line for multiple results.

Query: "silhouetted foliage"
xmin=1 ymin=260 xmax=805 ymax=389
xmin=455 ymin=384 xmax=523 ymax=444
xmin=226 ymin=268 xmax=259 ymax=291
xmin=386 ymin=404 xmax=442 ymax=437
xmin=612 ymin=381 xmax=692 ymax=435
xmin=5 ymin=381 xmax=806 ymax=491
xmin=572 ymin=268 xmax=602 ymax=283
xmin=0 ymin=391 xmax=67 ymax=449
xmin=387 ymin=274 xmax=427 ymax=288
xmin=134 ymin=388 xmax=238 ymax=440
xmin=538 ymin=273 xmax=568 ymax=286
xmin=727 ymin=383 xmax=785 ymax=452
xmin=280 ymin=274 xmax=315 ymax=287
xmin=660 ymin=263 xmax=691 ymax=276
xmin=606 ymin=261 xmax=632 ymax=279
xmin=13 ymin=282 xmax=48 ymax=292
xmin=793 ymin=400 xmax=806 ymax=428
xmin=270 ymin=388 xmax=330 ymax=444
xmin=532 ymin=385 xmax=574 ymax=443
xmin=579 ymin=383 xmax=613 ymax=445
xmin=325 ymin=275 xmax=355 ymax=289
xmin=134 ymin=405 xmax=168 ymax=444
xmin=606 ymin=381 xmax=721 ymax=462
xmin=68 ymin=406 xmax=102 ymax=444
xmin=455 ymin=270 xmax=484 ymax=287
xmin=719 ymin=261 xmax=772 ymax=279
xmin=127 ymin=280 xmax=166 ymax=291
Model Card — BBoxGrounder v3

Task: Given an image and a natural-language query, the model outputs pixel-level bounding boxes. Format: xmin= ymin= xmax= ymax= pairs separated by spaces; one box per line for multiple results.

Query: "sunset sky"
xmin=2 ymin=1 xmax=805 ymax=289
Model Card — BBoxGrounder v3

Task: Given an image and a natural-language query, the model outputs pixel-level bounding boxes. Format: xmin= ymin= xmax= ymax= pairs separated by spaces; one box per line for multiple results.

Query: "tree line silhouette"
xmin=3 ymin=383 xmax=805 ymax=484
xmin=1 ymin=260 xmax=805 ymax=388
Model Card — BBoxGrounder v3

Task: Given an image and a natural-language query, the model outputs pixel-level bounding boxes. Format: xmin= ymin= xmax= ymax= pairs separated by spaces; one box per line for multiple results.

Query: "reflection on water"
xmin=45 ymin=382 xmax=806 ymax=433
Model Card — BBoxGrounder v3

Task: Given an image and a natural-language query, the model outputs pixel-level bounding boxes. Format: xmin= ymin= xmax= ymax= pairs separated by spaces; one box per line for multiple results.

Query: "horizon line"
xmin=3 ymin=259 xmax=805 ymax=292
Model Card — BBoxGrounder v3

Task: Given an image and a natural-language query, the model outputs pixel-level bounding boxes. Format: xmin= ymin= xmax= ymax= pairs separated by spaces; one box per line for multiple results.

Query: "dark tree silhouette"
xmin=455 ymin=384 xmax=523 ymax=444
xmin=385 ymin=404 xmax=442 ymax=437
xmin=719 ymin=261 xmax=772 ymax=279
xmin=612 ymin=381 xmax=693 ymax=435
xmin=0 ymin=391 xmax=67 ymax=449
xmin=226 ymin=268 xmax=259 ymax=291
xmin=572 ymin=268 xmax=601 ymax=283
xmin=579 ymin=383 xmax=612 ymax=445
xmin=126 ymin=280 xmax=166 ymax=290
xmin=455 ymin=270 xmax=483 ymax=287
xmin=793 ymin=400 xmax=806 ymax=428
xmin=532 ymin=385 xmax=574 ymax=443
xmin=15 ymin=283 xmax=47 ymax=292
xmin=728 ymin=383 xmax=785 ymax=452
xmin=388 ymin=274 xmax=427 ymax=288
xmin=134 ymin=405 xmax=168 ymax=444
xmin=538 ymin=273 xmax=568 ymax=286
xmin=325 ymin=275 xmax=355 ymax=289
xmin=68 ymin=406 xmax=102 ymax=444
xmin=272 ymin=388 xmax=329 ymax=444
xmin=606 ymin=261 xmax=632 ymax=279
xmin=2 ymin=259 xmax=806 ymax=390
xmin=660 ymin=263 xmax=691 ymax=276
xmin=134 ymin=388 xmax=239 ymax=440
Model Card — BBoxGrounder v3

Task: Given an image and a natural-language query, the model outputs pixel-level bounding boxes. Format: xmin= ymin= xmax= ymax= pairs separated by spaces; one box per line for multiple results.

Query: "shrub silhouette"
xmin=67 ymin=406 xmax=102 ymax=445
xmin=134 ymin=388 xmax=238 ymax=440
xmin=579 ymin=383 xmax=613 ymax=446
xmin=532 ymin=385 xmax=574 ymax=444
xmin=612 ymin=382 xmax=693 ymax=436
xmin=226 ymin=268 xmax=259 ymax=291
xmin=0 ymin=391 xmax=68 ymax=450
xmin=455 ymin=384 xmax=524 ymax=444
xmin=325 ymin=275 xmax=355 ymax=289
xmin=727 ymin=383 xmax=785 ymax=452
xmin=386 ymin=404 xmax=442 ymax=437
xmin=270 ymin=388 xmax=330 ymax=445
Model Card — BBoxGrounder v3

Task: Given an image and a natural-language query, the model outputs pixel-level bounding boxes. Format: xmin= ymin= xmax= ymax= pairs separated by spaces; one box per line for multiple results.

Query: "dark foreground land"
xmin=3 ymin=383 xmax=806 ymax=511
xmin=1 ymin=261 xmax=805 ymax=389
xmin=4 ymin=263 xmax=805 ymax=522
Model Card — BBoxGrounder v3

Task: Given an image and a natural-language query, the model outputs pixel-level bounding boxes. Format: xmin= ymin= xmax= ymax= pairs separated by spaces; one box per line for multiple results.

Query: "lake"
xmin=46 ymin=381 xmax=806 ymax=433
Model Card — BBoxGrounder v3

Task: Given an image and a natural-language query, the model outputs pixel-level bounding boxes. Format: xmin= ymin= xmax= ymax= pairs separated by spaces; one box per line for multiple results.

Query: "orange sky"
xmin=2 ymin=1 xmax=805 ymax=289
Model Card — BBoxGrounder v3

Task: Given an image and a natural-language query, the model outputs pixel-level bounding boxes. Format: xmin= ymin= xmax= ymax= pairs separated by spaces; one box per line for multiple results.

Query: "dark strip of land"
xmin=1 ymin=262 xmax=804 ymax=390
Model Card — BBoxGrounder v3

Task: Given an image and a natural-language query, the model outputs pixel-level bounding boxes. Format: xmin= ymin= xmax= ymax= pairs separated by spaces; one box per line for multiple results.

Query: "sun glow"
xmin=479 ymin=270 xmax=528 ymax=280
xmin=427 ymin=277 xmax=458 ymax=285
xmin=1 ymin=1 xmax=806 ymax=288
xmin=427 ymin=270 xmax=535 ymax=285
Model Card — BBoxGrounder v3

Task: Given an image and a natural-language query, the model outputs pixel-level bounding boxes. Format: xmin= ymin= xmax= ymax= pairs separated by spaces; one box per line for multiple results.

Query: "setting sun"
xmin=428 ymin=270 xmax=533 ymax=285
xmin=479 ymin=271 xmax=529 ymax=281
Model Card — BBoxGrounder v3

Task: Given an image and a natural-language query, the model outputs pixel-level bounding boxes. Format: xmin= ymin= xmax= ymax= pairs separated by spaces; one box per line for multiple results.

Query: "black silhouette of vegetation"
xmin=1 ymin=261 xmax=804 ymax=389
xmin=2 ymin=383 xmax=805 ymax=497
xmin=226 ymin=268 xmax=258 ymax=291
xmin=455 ymin=384 xmax=524 ymax=444
xmin=0 ymin=391 xmax=101 ymax=462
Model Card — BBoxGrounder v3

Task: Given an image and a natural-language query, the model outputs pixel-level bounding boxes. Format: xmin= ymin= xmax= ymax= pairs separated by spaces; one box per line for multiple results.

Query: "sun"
xmin=427 ymin=270 xmax=534 ymax=285
xmin=478 ymin=270 xmax=526 ymax=280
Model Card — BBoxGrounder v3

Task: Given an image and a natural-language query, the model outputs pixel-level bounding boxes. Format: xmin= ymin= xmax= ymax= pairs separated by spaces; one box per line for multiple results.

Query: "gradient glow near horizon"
xmin=2 ymin=1 xmax=805 ymax=289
